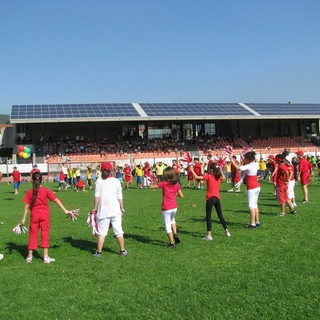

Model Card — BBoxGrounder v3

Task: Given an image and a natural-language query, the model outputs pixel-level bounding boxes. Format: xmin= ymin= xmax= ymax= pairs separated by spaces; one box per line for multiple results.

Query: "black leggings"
xmin=205 ymin=197 xmax=227 ymax=231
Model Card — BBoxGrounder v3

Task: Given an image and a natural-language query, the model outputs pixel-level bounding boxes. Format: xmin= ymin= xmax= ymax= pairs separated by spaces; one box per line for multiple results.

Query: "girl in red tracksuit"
xmin=20 ymin=172 xmax=71 ymax=263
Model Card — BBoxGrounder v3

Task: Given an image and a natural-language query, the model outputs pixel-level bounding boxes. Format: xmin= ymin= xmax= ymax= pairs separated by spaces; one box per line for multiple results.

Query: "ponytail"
xmin=209 ymin=163 xmax=222 ymax=180
xmin=30 ymin=172 xmax=42 ymax=209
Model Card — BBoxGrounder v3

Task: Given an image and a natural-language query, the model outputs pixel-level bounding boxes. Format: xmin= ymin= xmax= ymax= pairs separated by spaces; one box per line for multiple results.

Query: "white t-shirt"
xmin=240 ymin=162 xmax=259 ymax=176
xmin=95 ymin=177 xmax=123 ymax=218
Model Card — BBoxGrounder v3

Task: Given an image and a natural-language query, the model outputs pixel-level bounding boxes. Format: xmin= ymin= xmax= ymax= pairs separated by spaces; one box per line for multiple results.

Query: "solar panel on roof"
xmin=139 ymin=103 xmax=252 ymax=117
xmin=10 ymin=103 xmax=140 ymax=120
xmin=246 ymin=103 xmax=320 ymax=116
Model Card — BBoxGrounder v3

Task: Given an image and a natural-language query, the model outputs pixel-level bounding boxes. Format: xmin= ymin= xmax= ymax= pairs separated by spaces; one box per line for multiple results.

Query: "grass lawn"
xmin=0 ymin=177 xmax=319 ymax=319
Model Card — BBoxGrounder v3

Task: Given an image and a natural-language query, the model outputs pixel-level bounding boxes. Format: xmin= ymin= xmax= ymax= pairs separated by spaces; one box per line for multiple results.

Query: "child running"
xmin=190 ymin=163 xmax=231 ymax=239
xmin=150 ymin=166 xmax=184 ymax=248
xmin=20 ymin=172 xmax=72 ymax=263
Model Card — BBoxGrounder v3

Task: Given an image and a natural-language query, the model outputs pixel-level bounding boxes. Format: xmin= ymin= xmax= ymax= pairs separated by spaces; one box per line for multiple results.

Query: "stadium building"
xmin=1 ymin=102 xmax=319 ymax=177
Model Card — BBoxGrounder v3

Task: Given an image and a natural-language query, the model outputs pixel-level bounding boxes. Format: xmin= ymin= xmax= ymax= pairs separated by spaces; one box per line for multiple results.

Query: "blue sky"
xmin=0 ymin=0 xmax=319 ymax=114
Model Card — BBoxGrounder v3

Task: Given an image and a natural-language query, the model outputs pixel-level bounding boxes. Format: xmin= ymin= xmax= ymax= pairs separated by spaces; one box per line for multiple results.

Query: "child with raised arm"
xmin=229 ymin=151 xmax=260 ymax=228
xmin=20 ymin=172 xmax=72 ymax=263
xmin=190 ymin=163 xmax=231 ymax=239
xmin=150 ymin=166 xmax=184 ymax=248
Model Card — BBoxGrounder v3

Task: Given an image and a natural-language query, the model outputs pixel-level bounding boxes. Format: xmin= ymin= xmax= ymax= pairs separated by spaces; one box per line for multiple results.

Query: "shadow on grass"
xmin=125 ymin=233 xmax=167 ymax=247
xmin=3 ymin=198 xmax=15 ymax=201
xmin=62 ymin=236 xmax=113 ymax=254
xmin=6 ymin=241 xmax=45 ymax=259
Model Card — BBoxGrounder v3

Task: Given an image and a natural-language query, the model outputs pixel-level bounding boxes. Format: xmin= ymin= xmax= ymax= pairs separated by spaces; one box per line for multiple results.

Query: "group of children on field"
xmin=1 ymin=147 xmax=312 ymax=263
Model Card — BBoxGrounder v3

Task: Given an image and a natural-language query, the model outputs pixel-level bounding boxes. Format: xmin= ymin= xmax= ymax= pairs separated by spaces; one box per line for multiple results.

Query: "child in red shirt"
xmin=20 ymin=172 xmax=71 ymax=263
xmin=150 ymin=167 xmax=184 ymax=248
xmin=76 ymin=179 xmax=85 ymax=192
xmin=190 ymin=163 xmax=231 ymax=239
xmin=275 ymin=154 xmax=296 ymax=216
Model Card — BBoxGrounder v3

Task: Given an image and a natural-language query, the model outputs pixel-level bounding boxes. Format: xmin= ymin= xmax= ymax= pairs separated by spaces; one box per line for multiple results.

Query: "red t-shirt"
xmin=30 ymin=168 xmax=41 ymax=175
xmin=203 ymin=174 xmax=222 ymax=200
xmin=23 ymin=187 xmax=56 ymax=215
xmin=194 ymin=162 xmax=202 ymax=176
xmin=143 ymin=166 xmax=152 ymax=177
xmin=231 ymin=161 xmax=241 ymax=182
xmin=123 ymin=167 xmax=132 ymax=181
xmin=299 ymin=158 xmax=312 ymax=173
xmin=77 ymin=180 xmax=85 ymax=188
xmin=12 ymin=171 xmax=21 ymax=182
xmin=276 ymin=163 xmax=289 ymax=187
xmin=287 ymin=164 xmax=295 ymax=181
xmin=157 ymin=181 xmax=181 ymax=211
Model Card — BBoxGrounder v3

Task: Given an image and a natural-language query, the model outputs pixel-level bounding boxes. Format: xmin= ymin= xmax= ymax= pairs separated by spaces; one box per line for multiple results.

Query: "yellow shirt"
xmin=156 ymin=164 xmax=164 ymax=175
xmin=135 ymin=167 xmax=143 ymax=177
xmin=259 ymin=161 xmax=266 ymax=170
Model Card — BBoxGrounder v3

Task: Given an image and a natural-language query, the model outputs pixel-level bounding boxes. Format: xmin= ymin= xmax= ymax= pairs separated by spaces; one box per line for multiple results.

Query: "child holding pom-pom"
xmin=20 ymin=172 xmax=73 ymax=263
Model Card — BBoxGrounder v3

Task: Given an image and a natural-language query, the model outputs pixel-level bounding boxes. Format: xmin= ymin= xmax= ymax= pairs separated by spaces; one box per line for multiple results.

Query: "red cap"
xmin=144 ymin=161 xmax=149 ymax=165
xmin=125 ymin=164 xmax=129 ymax=167
xmin=296 ymin=150 xmax=304 ymax=156
xmin=101 ymin=162 xmax=112 ymax=171
xmin=268 ymin=155 xmax=275 ymax=160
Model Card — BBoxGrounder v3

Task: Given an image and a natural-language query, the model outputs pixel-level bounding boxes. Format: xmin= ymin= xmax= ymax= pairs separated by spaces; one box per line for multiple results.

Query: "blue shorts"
xmin=14 ymin=181 xmax=20 ymax=189
xmin=136 ymin=176 xmax=143 ymax=184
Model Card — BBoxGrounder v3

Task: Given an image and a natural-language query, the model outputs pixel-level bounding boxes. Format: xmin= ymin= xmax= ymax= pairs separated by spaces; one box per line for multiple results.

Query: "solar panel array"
xmin=9 ymin=103 xmax=320 ymax=121
xmin=10 ymin=104 xmax=140 ymax=120
xmin=245 ymin=103 xmax=320 ymax=116
xmin=139 ymin=103 xmax=252 ymax=116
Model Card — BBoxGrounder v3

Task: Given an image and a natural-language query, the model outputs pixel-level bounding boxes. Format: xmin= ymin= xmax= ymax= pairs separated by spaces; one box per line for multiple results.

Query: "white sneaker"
xmin=43 ymin=257 xmax=55 ymax=264
xmin=0 ymin=253 xmax=4 ymax=260
xmin=225 ymin=231 xmax=231 ymax=237
xmin=227 ymin=189 xmax=234 ymax=193
xmin=202 ymin=236 xmax=213 ymax=241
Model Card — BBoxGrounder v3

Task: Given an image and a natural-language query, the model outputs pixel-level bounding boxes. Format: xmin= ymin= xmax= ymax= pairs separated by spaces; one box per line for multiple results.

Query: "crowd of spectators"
xmin=32 ymin=133 xmax=317 ymax=159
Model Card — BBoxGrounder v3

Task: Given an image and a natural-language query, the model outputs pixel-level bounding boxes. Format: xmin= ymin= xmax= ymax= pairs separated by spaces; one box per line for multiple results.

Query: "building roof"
xmin=10 ymin=102 xmax=320 ymax=124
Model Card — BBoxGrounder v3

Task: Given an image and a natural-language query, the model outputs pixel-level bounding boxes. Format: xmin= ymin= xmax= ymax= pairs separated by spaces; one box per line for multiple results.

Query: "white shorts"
xmin=288 ymin=180 xmax=295 ymax=199
xmin=246 ymin=187 xmax=260 ymax=209
xmin=96 ymin=215 xmax=124 ymax=237
xmin=162 ymin=208 xmax=177 ymax=233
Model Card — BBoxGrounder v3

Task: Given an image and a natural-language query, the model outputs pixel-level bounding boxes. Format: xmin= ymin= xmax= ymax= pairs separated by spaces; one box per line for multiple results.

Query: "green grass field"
xmin=0 ymin=177 xmax=319 ymax=320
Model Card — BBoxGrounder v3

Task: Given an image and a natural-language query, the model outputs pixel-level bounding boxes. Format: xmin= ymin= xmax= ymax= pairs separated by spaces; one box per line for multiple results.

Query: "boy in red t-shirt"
xmin=11 ymin=167 xmax=21 ymax=195
xmin=296 ymin=150 xmax=312 ymax=203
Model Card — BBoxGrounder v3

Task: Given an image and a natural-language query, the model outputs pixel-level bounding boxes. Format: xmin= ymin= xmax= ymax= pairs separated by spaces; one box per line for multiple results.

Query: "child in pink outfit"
xmin=150 ymin=167 xmax=183 ymax=248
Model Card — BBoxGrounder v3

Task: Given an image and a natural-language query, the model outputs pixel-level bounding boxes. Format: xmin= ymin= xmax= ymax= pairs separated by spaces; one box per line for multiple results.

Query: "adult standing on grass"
xmin=296 ymin=150 xmax=312 ymax=203
xmin=92 ymin=162 xmax=127 ymax=257
xmin=11 ymin=166 xmax=21 ymax=195
xmin=189 ymin=163 xmax=231 ymax=240
xmin=20 ymin=172 xmax=72 ymax=263
xmin=229 ymin=151 xmax=261 ymax=229
xmin=150 ymin=166 xmax=184 ymax=248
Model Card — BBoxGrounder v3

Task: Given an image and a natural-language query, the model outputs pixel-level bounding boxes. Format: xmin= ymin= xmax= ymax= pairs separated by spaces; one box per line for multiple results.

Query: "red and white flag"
xmin=12 ymin=224 xmax=28 ymax=234
xmin=224 ymin=145 xmax=233 ymax=155
xmin=87 ymin=211 xmax=98 ymax=237
xmin=66 ymin=209 xmax=80 ymax=221
xmin=179 ymin=151 xmax=193 ymax=165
